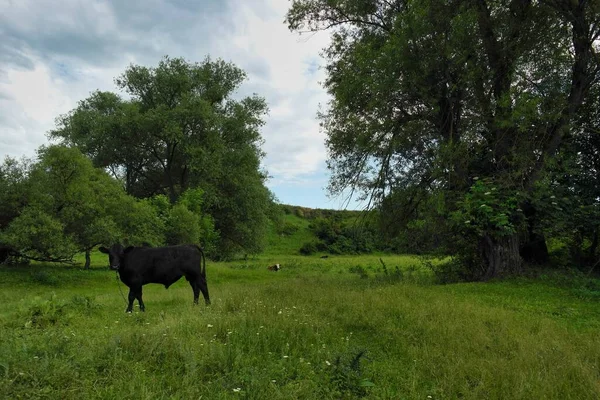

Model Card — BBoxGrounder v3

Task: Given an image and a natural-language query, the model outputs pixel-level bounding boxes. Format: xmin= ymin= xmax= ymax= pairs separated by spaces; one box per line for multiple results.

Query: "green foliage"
xmin=28 ymin=146 xmax=126 ymax=253
xmin=531 ymin=85 xmax=600 ymax=268
xmin=22 ymin=294 xmax=70 ymax=329
xmin=49 ymin=56 xmax=273 ymax=257
xmin=299 ymin=240 xmax=325 ymax=256
xmin=327 ymin=350 xmax=373 ymax=398
xmin=451 ymin=179 xmax=525 ymax=239
xmin=0 ymin=146 xmax=167 ymax=262
xmin=0 ymin=156 xmax=32 ymax=230
xmin=1 ymin=207 xmax=78 ymax=263
xmin=304 ymin=215 xmax=379 ymax=255
xmin=116 ymin=198 xmax=166 ymax=247
xmin=276 ymin=221 xmax=299 ymax=236
xmin=139 ymin=189 xmax=218 ymax=252
xmin=377 ymin=189 xmax=450 ymax=255
xmin=165 ymin=205 xmax=202 ymax=246
xmin=286 ymin=0 xmax=600 ymax=277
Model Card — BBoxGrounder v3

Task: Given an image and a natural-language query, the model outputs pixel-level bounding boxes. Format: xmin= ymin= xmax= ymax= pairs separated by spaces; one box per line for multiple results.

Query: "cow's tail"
xmin=195 ymin=245 xmax=207 ymax=277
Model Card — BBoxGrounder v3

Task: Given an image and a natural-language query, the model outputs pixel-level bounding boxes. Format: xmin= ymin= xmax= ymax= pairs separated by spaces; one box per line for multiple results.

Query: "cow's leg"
xmin=189 ymin=280 xmax=200 ymax=305
xmin=126 ymin=288 xmax=136 ymax=313
xmin=135 ymin=287 xmax=145 ymax=312
xmin=199 ymin=278 xmax=210 ymax=305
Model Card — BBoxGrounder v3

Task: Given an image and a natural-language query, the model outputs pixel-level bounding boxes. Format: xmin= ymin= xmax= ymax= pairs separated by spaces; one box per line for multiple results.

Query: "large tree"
xmin=0 ymin=146 xmax=165 ymax=267
xmin=287 ymin=0 xmax=600 ymax=279
xmin=50 ymin=56 xmax=274 ymax=257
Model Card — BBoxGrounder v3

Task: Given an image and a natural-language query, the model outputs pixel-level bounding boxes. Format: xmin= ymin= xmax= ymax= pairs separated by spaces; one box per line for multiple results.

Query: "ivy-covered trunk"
xmin=480 ymin=234 xmax=522 ymax=280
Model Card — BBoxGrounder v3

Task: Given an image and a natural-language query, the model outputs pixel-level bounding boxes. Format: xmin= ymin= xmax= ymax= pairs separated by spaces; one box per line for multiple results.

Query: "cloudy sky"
xmin=0 ymin=0 xmax=360 ymax=209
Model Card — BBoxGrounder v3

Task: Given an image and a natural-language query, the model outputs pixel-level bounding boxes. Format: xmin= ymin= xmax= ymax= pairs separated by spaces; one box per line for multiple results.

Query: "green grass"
xmin=264 ymin=213 xmax=314 ymax=256
xmin=1 ymin=253 xmax=600 ymax=399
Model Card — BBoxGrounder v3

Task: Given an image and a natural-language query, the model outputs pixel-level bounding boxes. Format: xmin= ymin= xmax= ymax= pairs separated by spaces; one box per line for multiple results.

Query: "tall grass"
xmin=1 ymin=254 xmax=599 ymax=399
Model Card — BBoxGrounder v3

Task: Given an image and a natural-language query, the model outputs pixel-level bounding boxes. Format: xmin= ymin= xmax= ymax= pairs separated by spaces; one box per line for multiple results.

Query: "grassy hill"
xmin=265 ymin=204 xmax=368 ymax=257
xmin=265 ymin=211 xmax=313 ymax=256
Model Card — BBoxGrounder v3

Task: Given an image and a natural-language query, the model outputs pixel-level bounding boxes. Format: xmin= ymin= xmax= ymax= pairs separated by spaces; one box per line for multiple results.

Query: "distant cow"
xmin=267 ymin=263 xmax=281 ymax=271
xmin=99 ymin=244 xmax=210 ymax=313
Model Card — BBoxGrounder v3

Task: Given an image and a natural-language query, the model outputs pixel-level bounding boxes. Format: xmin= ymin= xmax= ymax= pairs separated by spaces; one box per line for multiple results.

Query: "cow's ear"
xmin=98 ymin=246 xmax=109 ymax=254
xmin=124 ymin=246 xmax=135 ymax=254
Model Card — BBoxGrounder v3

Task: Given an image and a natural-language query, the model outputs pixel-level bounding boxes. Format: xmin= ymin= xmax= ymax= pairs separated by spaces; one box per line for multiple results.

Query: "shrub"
xmin=299 ymin=240 xmax=326 ymax=255
xmin=166 ymin=204 xmax=202 ymax=245
xmin=276 ymin=221 xmax=299 ymax=236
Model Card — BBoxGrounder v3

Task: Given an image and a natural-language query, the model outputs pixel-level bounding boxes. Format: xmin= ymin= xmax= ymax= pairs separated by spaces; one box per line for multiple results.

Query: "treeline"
xmin=279 ymin=204 xmax=436 ymax=256
xmin=0 ymin=56 xmax=277 ymax=266
xmin=277 ymin=205 xmax=380 ymax=255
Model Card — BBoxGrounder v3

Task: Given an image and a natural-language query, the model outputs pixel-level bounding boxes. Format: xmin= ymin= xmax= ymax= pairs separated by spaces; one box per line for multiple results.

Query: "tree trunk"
xmin=519 ymin=201 xmax=549 ymax=264
xmin=520 ymin=232 xmax=549 ymax=265
xmin=480 ymin=234 xmax=522 ymax=280
xmin=84 ymin=250 xmax=91 ymax=270
xmin=588 ymin=227 xmax=598 ymax=263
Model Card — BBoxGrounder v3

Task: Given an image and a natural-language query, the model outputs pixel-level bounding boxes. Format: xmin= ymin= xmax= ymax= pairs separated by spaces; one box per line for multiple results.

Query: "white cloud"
xmin=0 ymin=0 xmax=340 ymax=205
xmin=209 ymin=0 xmax=331 ymax=181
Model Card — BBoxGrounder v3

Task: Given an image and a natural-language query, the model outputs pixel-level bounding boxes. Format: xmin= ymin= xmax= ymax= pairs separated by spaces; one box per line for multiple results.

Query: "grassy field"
xmin=1 ymin=253 xmax=600 ymax=399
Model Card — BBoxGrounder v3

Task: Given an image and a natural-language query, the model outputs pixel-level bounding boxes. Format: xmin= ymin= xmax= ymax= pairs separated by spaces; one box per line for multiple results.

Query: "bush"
xmin=276 ymin=221 xmax=299 ymax=236
xmin=1 ymin=207 xmax=78 ymax=262
xmin=166 ymin=204 xmax=202 ymax=245
xmin=30 ymin=270 xmax=59 ymax=286
xmin=300 ymin=240 xmax=326 ymax=255
xmin=119 ymin=198 xmax=166 ymax=246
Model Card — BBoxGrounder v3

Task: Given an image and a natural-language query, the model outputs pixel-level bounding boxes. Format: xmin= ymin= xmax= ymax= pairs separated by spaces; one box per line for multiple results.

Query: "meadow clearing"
xmin=1 ymin=252 xmax=600 ymax=399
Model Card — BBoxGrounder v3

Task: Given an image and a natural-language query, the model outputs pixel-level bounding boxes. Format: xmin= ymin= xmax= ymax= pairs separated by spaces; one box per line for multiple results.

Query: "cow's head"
xmin=98 ymin=244 xmax=134 ymax=270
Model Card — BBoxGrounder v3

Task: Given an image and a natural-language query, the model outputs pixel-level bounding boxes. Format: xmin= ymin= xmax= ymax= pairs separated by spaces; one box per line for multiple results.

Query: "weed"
xmin=69 ymin=295 xmax=101 ymax=315
xmin=327 ymin=350 xmax=374 ymax=398
xmin=30 ymin=270 xmax=59 ymax=286
xmin=22 ymin=294 xmax=68 ymax=329
xmin=348 ymin=265 xmax=368 ymax=279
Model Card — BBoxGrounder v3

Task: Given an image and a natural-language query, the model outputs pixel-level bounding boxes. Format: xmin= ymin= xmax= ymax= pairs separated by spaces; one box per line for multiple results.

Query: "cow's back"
xmin=123 ymin=245 xmax=202 ymax=286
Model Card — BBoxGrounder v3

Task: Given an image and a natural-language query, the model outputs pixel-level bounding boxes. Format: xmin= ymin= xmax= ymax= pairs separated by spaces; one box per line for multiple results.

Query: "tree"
xmin=50 ymin=56 xmax=274 ymax=258
xmin=532 ymin=83 xmax=600 ymax=269
xmin=0 ymin=156 xmax=32 ymax=230
xmin=0 ymin=146 xmax=164 ymax=268
xmin=287 ymin=0 xmax=600 ymax=279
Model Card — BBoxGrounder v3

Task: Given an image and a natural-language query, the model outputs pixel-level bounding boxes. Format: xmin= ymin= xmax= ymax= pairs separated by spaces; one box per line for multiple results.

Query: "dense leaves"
xmin=287 ymin=0 xmax=600 ymax=279
xmin=0 ymin=146 xmax=220 ymax=266
xmin=49 ymin=56 xmax=274 ymax=258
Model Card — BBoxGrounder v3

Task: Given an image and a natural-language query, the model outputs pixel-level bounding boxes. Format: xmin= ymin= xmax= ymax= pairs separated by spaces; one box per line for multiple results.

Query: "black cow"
xmin=99 ymin=244 xmax=210 ymax=313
